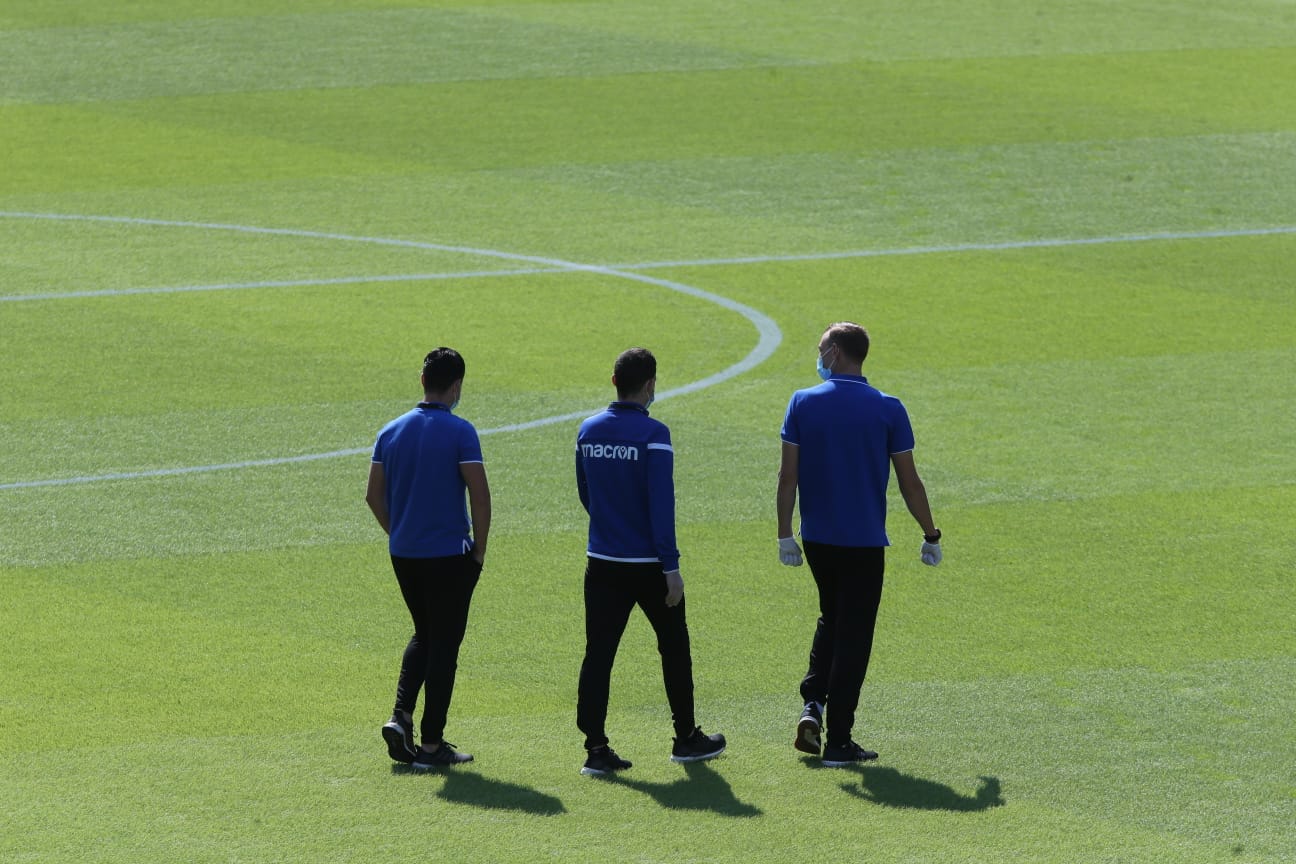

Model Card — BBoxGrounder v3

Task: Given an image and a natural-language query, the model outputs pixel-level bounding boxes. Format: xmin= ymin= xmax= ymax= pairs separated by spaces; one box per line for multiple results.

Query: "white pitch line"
xmin=605 ymin=225 xmax=1296 ymax=271
xmin=0 ymin=404 xmax=641 ymax=490
xmin=4 ymin=220 xmax=1295 ymax=304
xmin=0 ymin=449 xmax=370 ymax=490
xmin=0 ymin=210 xmax=578 ymax=265
xmin=0 ymin=211 xmax=783 ymax=491
xmin=0 ymin=267 xmax=572 ymax=303
xmin=5 ymin=214 xmax=1291 ymax=490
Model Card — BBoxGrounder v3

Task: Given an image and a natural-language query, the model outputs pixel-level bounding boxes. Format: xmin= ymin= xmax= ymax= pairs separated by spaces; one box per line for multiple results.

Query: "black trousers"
xmin=800 ymin=542 xmax=885 ymax=747
xmin=391 ymin=553 xmax=481 ymax=745
xmin=577 ymin=557 xmax=696 ymax=750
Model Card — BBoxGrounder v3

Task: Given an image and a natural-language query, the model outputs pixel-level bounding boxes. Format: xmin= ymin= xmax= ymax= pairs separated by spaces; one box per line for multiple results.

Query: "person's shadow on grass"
xmin=602 ymin=760 xmax=762 ymax=818
xmin=393 ymin=766 xmax=566 ymax=816
xmin=836 ymin=765 xmax=1004 ymax=811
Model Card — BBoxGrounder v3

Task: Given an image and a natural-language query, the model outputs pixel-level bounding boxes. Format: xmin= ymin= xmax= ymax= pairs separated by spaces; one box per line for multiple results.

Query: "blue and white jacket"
xmin=575 ymin=402 xmax=680 ymax=572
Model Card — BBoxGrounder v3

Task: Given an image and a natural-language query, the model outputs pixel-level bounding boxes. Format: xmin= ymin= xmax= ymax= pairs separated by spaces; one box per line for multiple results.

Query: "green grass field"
xmin=2 ymin=1 xmax=1293 ymax=861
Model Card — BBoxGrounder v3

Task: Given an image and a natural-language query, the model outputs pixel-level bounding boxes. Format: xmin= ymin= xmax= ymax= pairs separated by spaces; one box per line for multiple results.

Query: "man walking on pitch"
xmin=776 ymin=322 xmax=942 ymax=767
xmin=366 ymin=348 xmax=491 ymax=769
xmin=574 ymin=347 xmax=726 ymax=776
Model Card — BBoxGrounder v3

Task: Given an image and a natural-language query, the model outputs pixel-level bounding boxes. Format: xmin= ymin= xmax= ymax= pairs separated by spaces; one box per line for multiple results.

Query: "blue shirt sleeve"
xmin=780 ymin=393 xmax=799 ymax=445
xmin=458 ymin=421 xmax=483 ymax=463
xmin=372 ymin=421 xmax=389 ymax=463
xmin=646 ymin=427 xmax=680 ymax=572
xmin=575 ymin=441 xmax=590 ymax=513
xmin=888 ymin=398 xmax=915 ymax=454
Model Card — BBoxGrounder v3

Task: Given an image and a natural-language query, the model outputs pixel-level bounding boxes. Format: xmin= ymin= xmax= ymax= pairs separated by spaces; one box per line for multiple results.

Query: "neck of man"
xmin=618 ymin=386 xmax=652 ymax=408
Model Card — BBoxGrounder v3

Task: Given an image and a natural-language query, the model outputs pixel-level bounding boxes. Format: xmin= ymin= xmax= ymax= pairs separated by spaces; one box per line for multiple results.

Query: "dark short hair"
xmin=824 ymin=322 xmax=870 ymax=363
xmin=613 ymin=347 xmax=656 ymax=398
xmin=422 ymin=347 xmax=465 ymax=392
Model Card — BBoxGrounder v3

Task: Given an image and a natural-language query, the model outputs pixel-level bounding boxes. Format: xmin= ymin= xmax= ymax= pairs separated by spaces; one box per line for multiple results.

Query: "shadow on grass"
xmin=838 ymin=765 xmax=1004 ymax=812
xmin=601 ymin=760 xmax=761 ymax=818
xmin=392 ymin=765 xmax=566 ymax=816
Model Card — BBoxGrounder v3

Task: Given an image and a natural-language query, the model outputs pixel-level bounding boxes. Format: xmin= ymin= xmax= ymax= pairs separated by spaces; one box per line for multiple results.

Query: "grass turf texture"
xmin=1 ymin=1 xmax=1293 ymax=862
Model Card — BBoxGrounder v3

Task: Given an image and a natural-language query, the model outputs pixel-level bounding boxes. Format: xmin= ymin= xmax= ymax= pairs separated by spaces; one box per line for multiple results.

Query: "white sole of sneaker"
xmin=580 ymin=764 xmax=631 ymax=776
xmin=412 ymin=755 xmax=473 ymax=771
xmin=670 ymin=745 xmax=726 ymax=763
xmin=822 ymin=753 xmax=878 ymax=768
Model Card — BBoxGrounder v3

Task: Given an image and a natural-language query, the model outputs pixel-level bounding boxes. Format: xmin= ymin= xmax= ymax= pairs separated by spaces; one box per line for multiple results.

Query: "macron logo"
xmin=580 ymin=443 xmax=640 ymax=461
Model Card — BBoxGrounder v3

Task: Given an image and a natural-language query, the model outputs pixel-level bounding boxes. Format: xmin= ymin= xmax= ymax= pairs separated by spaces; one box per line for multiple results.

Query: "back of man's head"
xmin=613 ymin=347 xmax=656 ymax=398
xmin=422 ymin=347 xmax=465 ymax=393
xmin=824 ymin=322 xmax=870 ymax=363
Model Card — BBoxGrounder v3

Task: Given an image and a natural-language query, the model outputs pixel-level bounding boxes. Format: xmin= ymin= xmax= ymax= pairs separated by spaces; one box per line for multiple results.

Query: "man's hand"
xmin=664 ymin=569 xmax=685 ymax=607
xmin=778 ymin=536 xmax=803 ymax=567
xmin=920 ymin=536 xmax=942 ymax=566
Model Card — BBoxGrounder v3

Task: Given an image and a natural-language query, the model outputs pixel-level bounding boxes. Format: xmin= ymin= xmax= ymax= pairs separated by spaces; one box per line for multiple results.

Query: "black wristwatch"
xmin=923 ymin=528 xmax=942 ymax=544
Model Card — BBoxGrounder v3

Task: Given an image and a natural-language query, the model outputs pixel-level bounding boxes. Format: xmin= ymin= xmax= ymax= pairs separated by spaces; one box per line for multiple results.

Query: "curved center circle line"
xmin=0 ymin=211 xmax=783 ymax=491
xmin=0 ymin=267 xmax=574 ymax=304
xmin=0 ymin=210 xmax=571 ymax=265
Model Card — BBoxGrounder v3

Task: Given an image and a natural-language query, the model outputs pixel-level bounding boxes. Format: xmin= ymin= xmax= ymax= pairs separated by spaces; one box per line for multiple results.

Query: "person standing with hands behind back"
xmin=776 ymin=322 xmax=942 ymax=767
xmin=366 ymin=348 xmax=490 ymax=770
xmin=574 ymin=347 xmax=726 ymax=776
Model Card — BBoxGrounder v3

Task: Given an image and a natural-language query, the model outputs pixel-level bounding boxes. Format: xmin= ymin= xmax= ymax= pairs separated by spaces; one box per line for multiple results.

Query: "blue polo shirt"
xmin=575 ymin=402 xmax=680 ymax=572
xmin=372 ymin=402 xmax=483 ymax=558
xmin=780 ymin=375 xmax=914 ymax=547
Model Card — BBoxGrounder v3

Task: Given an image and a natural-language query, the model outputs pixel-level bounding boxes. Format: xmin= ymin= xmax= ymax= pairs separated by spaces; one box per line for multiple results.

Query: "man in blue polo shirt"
xmin=574 ymin=347 xmax=726 ymax=776
xmin=366 ymin=347 xmax=491 ymax=770
xmin=776 ymin=322 xmax=942 ymax=767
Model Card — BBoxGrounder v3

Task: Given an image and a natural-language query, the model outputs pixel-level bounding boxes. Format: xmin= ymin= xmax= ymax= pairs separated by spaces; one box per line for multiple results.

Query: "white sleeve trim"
xmin=646 ymin=442 xmax=674 ymax=453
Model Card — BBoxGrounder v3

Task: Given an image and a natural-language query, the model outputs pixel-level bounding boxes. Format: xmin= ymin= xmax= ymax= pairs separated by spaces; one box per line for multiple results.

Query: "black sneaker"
xmin=821 ymin=740 xmax=878 ymax=767
xmin=671 ymin=727 xmax=726 ymax=763
xmin=795 ymin=701 xmax=823 ymax=755
xmin=581 ymin=745 xmax=632 ymax=776
xmin=381 ymin=713 xmax=416 ymax=764
xmin=411 ymin=741 xmax=473 ymax=770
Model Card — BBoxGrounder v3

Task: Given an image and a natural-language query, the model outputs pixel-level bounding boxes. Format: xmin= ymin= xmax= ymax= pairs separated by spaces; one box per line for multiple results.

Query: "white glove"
xmin=919 ymin=528 xmax=943 ymax=566
xmin=778 ymin=536 xmax=803 ymax=567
